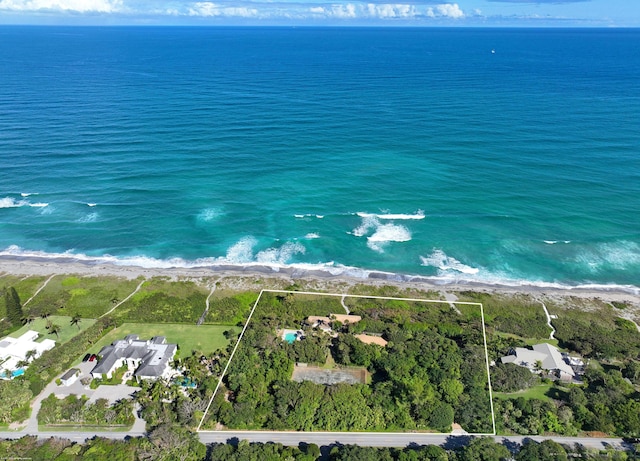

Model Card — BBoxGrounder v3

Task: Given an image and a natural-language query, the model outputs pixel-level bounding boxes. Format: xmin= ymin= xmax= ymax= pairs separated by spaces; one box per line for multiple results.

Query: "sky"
xmin=0 ymin=0 xmax=638 ymax=27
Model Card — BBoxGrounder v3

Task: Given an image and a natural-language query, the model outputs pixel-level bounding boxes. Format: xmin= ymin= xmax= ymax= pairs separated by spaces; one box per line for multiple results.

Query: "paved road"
xmin=0 ymin=430 xmax=145 ymax=442
xmin=197 ymin=431 xmax=628 ymax=451
xmin=0 ymin=428 xmax=630 ymax=454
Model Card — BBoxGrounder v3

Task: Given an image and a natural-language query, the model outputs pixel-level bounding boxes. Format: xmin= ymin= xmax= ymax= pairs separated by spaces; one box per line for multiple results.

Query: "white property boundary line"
xmin=197 ymin=289 xmax=496 ymax=435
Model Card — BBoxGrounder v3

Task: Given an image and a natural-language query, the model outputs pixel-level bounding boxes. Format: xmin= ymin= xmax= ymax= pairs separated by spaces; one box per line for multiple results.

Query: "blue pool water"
xmin=284 ymin=333 xmax=297 ymax=344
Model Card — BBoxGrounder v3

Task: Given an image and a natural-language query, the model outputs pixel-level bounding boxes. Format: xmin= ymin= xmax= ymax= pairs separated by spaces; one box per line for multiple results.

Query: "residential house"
xmin=91 ymin=335 xmax=177 ymax=381
xmin=501 ymin=343 xmax=575 ymax=381
xmin=0 ymin=330 xmax=55 ymax=378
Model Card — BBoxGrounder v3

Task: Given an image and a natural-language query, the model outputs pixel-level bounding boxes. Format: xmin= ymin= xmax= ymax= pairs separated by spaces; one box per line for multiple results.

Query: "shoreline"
xmin=1 ymin=255 xmax=639 ymax=308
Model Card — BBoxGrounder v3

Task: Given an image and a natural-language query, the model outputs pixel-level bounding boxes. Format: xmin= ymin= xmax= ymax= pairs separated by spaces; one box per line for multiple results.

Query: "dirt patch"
xmin=292 ymin=365 xmax=367 ymax=385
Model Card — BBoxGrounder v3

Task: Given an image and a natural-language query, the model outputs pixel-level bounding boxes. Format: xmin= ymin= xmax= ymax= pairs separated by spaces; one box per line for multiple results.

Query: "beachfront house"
xmin=91 ymin=335 xmax=177 ymax=381
xmin=501 ymin=343 xmax=576 ymax=381
xmin=0 ymin=330 xmax=55 ymax=379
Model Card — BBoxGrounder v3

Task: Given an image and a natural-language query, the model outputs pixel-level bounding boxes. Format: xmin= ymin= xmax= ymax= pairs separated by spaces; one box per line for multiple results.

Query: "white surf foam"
xmin=352 ymin=215 xmax=379 ymax=237
xmin=0 ymin=244 xmax=638 ymax=294
xmin=87 ymin=203 xmax=97 ymax=207
xmin=544 ymin=240 xmax=557 ymax=245
xmin=0 ymin=197 xmax=24 ymax=208
xmin=294 ymin=213 xmax=324 ymax=219
xmin=0 ymin=197 xmax=48 ymax=208
xmin=367 ymin=223 xmax=412 ymax=252
xmin=256 ymin=241 xmax=306 ymax=265
xmin=198 ymin=207 xmax=222 ymax=222
xmin=357 ymin=210 xmax=425 ymax=220
xmin=77 ymin=212 xmax=99 ymax=223
xmin=224 ymin=236 xmax=257 ymax=263
xmin=305 ymin=233 xmax=320 ymax=239
xmin=351 ymin=215 xmax=412 ymax=252
xmin=420 ymin=249 xmax=479 ymax=275
xmin=21 ymin=192 xmax=36 ymax=197
xmin=575 ymin=241 xmax=640 ymax=273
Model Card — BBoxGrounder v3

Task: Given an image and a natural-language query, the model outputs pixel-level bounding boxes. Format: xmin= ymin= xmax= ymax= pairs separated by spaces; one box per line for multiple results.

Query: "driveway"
xmin=11 ymin=361 xmax=145 ymax=436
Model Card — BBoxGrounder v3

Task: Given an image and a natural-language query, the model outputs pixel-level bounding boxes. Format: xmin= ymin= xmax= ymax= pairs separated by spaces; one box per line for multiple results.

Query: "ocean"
xmin=1 ymin=26 xmax=639 ymax=291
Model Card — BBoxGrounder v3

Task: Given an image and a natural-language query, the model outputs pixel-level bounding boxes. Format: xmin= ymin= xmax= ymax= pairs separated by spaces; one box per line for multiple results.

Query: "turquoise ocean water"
xmin=1 ymin=27 xmax=639 ymax=291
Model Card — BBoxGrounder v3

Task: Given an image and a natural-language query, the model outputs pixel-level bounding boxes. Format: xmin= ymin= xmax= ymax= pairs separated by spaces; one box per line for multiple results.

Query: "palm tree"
xmin=48 ymin=323 xmax=61 ymax=339
xmin=22 ymin=314 xmax=35 ymax=326
xmin=25 ymin=349 xmax=37 ymax=362
xmin=70 ymin=314 xmax=81 ymax=330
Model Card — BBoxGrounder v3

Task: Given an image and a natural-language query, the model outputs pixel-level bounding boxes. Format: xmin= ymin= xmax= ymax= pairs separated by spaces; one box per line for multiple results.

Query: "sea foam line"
xmin=1 ymin=245 xmax=638 ymax=295
xmin=0 ymin=197 xmax=48 ymax=208
xmin=356 ymin=210 xmax=425 ymax=220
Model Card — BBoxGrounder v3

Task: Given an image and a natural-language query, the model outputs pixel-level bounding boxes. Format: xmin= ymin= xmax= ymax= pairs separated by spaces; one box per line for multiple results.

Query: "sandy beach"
xmin=1 ymin=255 xmax=638 ymax=311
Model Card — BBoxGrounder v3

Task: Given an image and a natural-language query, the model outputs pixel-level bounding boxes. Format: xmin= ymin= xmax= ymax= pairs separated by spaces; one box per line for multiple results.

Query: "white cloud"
xmin=0 ymin=0 xmax=121 ymax=12
xmin=435 ymin=3 xmax=464 ymax=18
xmin=0 ymin=0 xmax=466 ymax=21
xmin=330 ymin=3 xmax=357 ymax=18
xmin=309 ymin=3 xmax=422 ymax=19
xmin=188 ymin=1 xmax=258 ymax=17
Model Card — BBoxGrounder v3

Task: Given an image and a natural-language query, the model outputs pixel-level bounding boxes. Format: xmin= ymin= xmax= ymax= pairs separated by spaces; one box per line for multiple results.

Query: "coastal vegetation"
xmin=22 ymin=276 xmax=140 ymax=319
xmin=38 ymin=395 xmax=134 ymax=429
xmin=205 ymin=291 xmax=493 ymax=433
xmin=1 ymin=271 xmax=640 ymax=443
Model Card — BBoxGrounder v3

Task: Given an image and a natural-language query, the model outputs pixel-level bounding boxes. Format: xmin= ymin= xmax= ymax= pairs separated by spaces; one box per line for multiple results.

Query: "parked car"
xmin=89 ymin=354 xmax=97 ymax=362
xmin=82 ymin=353 xmax=91 ymax=362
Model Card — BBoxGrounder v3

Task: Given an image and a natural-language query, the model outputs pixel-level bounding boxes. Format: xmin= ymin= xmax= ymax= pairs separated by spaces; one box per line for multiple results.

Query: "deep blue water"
xmin=1 ymin=27 xmax=639 ymax=290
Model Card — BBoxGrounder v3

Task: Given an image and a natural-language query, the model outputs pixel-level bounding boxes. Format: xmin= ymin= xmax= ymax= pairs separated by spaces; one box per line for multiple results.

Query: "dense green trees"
xmin=206 ymin=293 xmax=493 ymax=433
xmin=554 ymin=312 xmax=640 ymax=360
xmin=491 ymin=363 xmax=540 ymax=392
xmin=0 ymin=379 xmax=32 ymax=423
xmin=38 ymin=394 xmax=134 ymax=427
xmin=456 ymin=437 xmax=511 ymax=461
xmin=495 ymin=364 xmax=640 ymax=438
xmin=4 ymin=286 xmax=23 ymax=327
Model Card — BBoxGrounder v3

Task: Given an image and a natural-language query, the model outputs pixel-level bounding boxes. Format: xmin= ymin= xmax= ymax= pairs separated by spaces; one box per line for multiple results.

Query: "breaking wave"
xmin=356 ymin=210 xmax=425 ymax=220
xmin=0 ymin=197 xmax=48 ymax=208
xmin=0 ymin=244 xmax=638 ymax=294
xmin=351 ymin=215 xmax=412 ymax=252
xmin=420 ymin=249 xmax=479 ymax=275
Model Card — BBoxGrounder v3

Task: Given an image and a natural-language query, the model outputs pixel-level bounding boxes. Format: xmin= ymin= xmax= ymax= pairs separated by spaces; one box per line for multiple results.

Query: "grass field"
xmin=493 ymin=382 xmax=554 ymax=401
xmin=23 ymin=275 xmax=140 ymax=319
xmin=7 ymin=316 xmax=97 ymax=345
xmin=86 ymin=323 xmax=240 ymax=358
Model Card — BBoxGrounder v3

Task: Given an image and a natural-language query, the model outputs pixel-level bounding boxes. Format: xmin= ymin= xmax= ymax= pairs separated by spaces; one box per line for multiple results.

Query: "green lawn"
xmin=7 ymin=316 xmax=97 ymax=345
xmin=86 ymin=323 xmax=240 ymax=358
xmin=493 ymin=382 xmax=554 ymax=401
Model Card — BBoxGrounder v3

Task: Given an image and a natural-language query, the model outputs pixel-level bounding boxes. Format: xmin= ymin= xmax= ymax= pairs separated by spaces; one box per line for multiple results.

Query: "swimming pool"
xmin=284 ymin=332 xmax=297 ymax=344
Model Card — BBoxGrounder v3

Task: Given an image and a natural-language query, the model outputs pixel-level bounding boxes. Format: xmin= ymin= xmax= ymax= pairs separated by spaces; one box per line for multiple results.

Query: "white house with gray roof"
xmin=91 ymin=335 xmax=177 ymax=381
xmin=0 ymin=330 xmax=55 ymax=378
xmin=501 ymin=343 xmax=575 ymax=381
